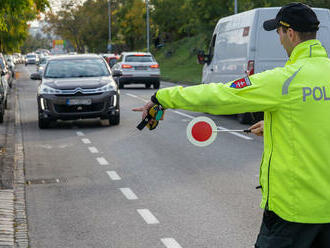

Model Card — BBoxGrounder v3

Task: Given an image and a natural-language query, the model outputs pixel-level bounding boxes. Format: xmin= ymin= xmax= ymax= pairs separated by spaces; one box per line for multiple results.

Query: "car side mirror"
xmin=197 ymin=50 xmax=210 ymax=65
xmin=112 ymin=70 xmax=122 ymax=77
xmin=30 ymin=72 xmax=42 ymax=80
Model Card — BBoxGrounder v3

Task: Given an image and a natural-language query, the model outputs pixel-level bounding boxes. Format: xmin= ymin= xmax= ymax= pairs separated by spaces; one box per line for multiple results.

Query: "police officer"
xmin=133 ymin=2 xmax=330 ymax=247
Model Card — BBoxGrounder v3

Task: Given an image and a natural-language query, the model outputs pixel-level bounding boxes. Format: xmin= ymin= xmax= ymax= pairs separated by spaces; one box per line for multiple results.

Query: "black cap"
xmin=263 ymin=2 xmax=320 ymax=32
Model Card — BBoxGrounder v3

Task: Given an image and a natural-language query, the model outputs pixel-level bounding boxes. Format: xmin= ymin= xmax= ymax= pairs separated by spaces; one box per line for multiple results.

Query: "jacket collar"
xmin=286 ymin=39 xmax=328 ymax=66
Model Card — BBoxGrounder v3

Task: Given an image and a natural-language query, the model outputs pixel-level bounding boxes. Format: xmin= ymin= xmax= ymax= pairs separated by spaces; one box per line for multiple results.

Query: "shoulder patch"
xmin=230 ymin=77 xmax=251 ymax=89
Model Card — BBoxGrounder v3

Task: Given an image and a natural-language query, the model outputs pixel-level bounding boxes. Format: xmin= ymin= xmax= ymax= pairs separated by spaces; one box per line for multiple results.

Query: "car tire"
xmin=108 ymin=111 xmax=120 ymax=126
xmin=153 ymin=81 xmax=160 ymax=89
xmin=145 ymin=83 xmax=151 ymax=89
xmin=38 ymin=116 xmax=50 ymax=129
xmin=119 ymin=81 xmax=124 ymax=89
xmin=0 ymin=111 xmax=4 ymax=123
xmin=237 ymin=113 xmax=253 ymax=124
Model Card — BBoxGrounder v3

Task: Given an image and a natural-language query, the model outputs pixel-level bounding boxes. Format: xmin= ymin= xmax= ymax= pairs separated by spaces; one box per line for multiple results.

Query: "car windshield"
xmin=125 ymin=55 xmax=153 ymax=63
xmin=44 ymin=58 xmax=110 ymax=78
xmin=27 ymin=55 xmax=36 ymax=58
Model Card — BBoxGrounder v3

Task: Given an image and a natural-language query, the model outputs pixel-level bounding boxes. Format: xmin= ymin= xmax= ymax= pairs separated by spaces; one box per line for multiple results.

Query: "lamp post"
xmin=234 ymin=0 xmax=238 ymax=14
xmin=146 ymin=0 xmax=150 ymax=52
xmin=107 ymin=0 xmax=112 ymax=52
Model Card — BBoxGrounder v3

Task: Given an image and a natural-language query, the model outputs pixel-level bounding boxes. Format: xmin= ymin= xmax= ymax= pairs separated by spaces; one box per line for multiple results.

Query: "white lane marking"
xmin=217 ymin=126 xmax=253 ymax=140
xmin=126 ymin=93 xmax=138 ymax=98
xmin=106 ymin=171 xmax=121 ymax=180
xmin=125 ymin=93 xmax=148 ymax=103
xmin=137 ymin=209 xmax=159 ymax=224
xmin=81 ymin=138 xmax=91 ymax=144
xmin=125 ymin=93 xmax=252 ymax=140
xmin=96 ymin=157 xmax=109 ymax=165
xmin=120 ymin=188 xmax=138 ymax=200
xmin=172 ymin=110 xmax=195 ymax=119
xmin=88 ymin=146 xmax=99 ymax=153
xmin=161 ymin=238 xmax=183 ymax=248
xmin=76 ymin=131 xmax=85 ymax=136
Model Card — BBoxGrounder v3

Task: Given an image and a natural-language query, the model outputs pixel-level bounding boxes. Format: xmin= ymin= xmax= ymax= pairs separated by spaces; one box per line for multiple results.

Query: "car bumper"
xmin=38 ymin=91 xmax=119 ymax=120
xmin=118 ymin=75 xmax=160 ymax=84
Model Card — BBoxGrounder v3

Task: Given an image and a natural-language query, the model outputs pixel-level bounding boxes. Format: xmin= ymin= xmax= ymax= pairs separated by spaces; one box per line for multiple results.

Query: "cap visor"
xmin=263 ymin=19 xmax=277 ymax=31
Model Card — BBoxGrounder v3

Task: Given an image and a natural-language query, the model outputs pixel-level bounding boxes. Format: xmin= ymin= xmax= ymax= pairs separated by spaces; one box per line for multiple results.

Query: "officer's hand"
xmin=132 ymin=101 xmax=155 ymax=120
xmin=249 ymin=121 xmax=264 ymax=136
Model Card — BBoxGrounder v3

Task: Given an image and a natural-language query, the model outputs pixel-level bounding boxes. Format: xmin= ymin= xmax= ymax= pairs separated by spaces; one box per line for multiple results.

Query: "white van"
xmin=198 ymin=7 xmax=330 ymax=123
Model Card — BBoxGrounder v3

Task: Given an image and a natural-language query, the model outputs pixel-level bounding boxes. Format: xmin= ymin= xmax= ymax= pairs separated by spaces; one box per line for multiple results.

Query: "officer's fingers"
xmin=251 ymin=127 xmax=263 ymax=136
xmin=132 ymin=106 xmax=145 ymax=112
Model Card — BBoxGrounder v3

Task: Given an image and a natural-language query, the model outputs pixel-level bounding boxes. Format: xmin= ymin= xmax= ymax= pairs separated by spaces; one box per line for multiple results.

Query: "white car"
xmin=112 ymin=52 xmax=160 ymax=89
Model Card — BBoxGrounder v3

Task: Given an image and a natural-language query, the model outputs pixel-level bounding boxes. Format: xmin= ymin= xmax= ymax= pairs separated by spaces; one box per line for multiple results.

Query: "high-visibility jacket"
xmin=155 ymin=39 xmax=330 ymax=223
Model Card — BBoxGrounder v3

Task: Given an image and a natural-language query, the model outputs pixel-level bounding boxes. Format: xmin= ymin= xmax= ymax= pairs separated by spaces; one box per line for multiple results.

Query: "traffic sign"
xmin=186 ymin=116 xmax=217 ymax=147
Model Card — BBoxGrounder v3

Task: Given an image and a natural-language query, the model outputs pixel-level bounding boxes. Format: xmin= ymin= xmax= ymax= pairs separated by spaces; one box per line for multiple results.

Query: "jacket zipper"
xmin=266 ymin=113 xmax=274 ymax=210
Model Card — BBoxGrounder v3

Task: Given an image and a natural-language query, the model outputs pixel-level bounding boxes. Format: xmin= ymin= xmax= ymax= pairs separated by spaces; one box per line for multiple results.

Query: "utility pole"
xmin=234 ymin=0 xmax=238 ymax=14
xmin=146 ymin=0 xmax=150 ymax=52
xmin=107 ymin=0 xmax=112 ymax=52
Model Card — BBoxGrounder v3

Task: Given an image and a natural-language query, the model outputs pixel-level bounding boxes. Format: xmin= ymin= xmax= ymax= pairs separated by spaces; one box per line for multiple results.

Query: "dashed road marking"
xmin=161 ymin=238 xmax=183 ymax=248
xmin=106 ymin=171 xmax=121 ymax=180
xmin=76 ymin=131 xmax=85 ymax=136
xmin=96 ymin=157 xmax=109 ymax=165
xmin=81 ymin=138 xmax=91 ymax=144
xmin=120 ymin=188 xmax=138 ymax=200
xmin=88 ymin=146 xmax=99 ymax=153
xmin=137 ymin=209 xmax=159 ymax=224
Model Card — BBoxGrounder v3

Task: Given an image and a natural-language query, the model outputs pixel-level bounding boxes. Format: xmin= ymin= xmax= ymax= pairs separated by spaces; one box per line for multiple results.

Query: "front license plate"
xmin=66 ymin=99 xmax=92 ymax=105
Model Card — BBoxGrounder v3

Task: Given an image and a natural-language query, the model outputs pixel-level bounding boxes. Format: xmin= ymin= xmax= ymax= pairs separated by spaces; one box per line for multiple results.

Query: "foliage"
xmin=0 ymin=0 xmax=49 ymax=52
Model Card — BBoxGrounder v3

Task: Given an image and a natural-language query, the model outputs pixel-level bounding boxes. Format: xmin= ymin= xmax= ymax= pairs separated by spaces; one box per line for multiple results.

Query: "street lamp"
xmin=146 ymin=0 xmax=150 ymax=52
xmin=107 ymin=0 xmax=112 ymax=52
xmin=234 ymin=0 xmax=238 ymax=14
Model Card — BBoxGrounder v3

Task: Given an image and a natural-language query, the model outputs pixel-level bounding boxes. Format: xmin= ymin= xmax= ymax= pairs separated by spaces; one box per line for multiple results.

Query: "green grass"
xmin=152 ymin=35 xmax=207 ymax=85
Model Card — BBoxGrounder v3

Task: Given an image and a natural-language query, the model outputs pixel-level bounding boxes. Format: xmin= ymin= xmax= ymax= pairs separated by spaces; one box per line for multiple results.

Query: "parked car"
xmin=0 ymin=53 xmax=12 ymax=89
xmin=197 ymin=7 xmax=330 ymax=123
xmin=0 ymin=54 xmax=9 ymax=122
xmin=30 ymin=54 xmax=120 ymax=129
xmin=5 ymin=55 xmax=15 ymax=79
xmin=25 ymin=53 xmax=38 ymax=65
xmin=112 ymin=52 xmax=160 ymax=89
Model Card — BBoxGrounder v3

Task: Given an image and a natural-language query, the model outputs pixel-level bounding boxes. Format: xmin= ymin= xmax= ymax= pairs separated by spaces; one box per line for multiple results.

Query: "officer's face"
xmin=277 ymin=26 xmax=293 ymax=57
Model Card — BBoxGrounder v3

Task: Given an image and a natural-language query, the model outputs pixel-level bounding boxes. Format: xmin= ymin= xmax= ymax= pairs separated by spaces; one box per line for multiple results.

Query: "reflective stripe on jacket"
xmin=156 ymin=39 xmax=330 ymax=223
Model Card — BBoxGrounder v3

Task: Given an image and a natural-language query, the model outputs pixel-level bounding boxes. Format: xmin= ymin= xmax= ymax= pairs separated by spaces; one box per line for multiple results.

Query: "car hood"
xmin=43 ymin=77 xmax=111 ymax=90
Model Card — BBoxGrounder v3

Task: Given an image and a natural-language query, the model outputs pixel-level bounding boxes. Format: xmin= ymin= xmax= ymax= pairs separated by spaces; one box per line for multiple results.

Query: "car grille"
xmin=54 ymin=102 xmax=105 ymax=113
xmin=55 ymin=92 xmax=102 ymax=97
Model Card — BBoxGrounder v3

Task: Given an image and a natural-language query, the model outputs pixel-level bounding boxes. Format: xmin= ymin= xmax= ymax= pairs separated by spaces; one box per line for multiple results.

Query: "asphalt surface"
xmin=17 ymin=64 xmax=264 ymax=248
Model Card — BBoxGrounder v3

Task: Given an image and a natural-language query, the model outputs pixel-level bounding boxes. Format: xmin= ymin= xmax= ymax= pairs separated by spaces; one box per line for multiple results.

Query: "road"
xmin=17 ymin=64 xmax=264 ymax=248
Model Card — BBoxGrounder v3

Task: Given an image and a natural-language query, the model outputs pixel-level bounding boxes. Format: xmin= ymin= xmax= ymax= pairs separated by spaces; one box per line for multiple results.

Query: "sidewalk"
xmin=0 ymin=70 xmax=29 ymax=247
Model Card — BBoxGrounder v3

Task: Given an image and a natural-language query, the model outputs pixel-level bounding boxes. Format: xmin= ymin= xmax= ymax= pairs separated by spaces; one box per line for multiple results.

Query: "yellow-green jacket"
xmin=155 ymin=39 xmax=330 ymax=223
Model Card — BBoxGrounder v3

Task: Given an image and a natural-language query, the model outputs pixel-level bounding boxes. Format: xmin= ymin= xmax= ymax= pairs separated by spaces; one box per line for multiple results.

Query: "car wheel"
xmin=119 ymin=81 xmax=124 ymax=89
xmin=145 ymin=83 xmax=151 ymax=89
xmin=237 ymin=113 xmax=253 ymax=124
xmin=153 ymin=81 xmax=160 ymax=89
xmin=0 ymin=111 xmax=4 ymax=123
xmin=38 ymin=116 xmax=50 ymax=129
xmin=108 ymin=111 xmax=120 ymax=126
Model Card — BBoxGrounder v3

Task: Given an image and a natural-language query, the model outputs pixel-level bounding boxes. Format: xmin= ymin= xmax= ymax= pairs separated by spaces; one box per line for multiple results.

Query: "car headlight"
xmin=96 ymin=82 xmax=117 ymax=92
xmin=39 ymin=84 xmax=62 ymax=94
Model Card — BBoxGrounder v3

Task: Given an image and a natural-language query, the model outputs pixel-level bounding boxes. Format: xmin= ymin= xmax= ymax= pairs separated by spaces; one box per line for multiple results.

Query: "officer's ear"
xmin=287 ymin=28 xmax=298 ymax=43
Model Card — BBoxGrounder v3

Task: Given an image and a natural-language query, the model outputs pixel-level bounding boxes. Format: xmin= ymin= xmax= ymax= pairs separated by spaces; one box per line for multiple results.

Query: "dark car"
xmin=30 ymin=54 xmax=120 ymax=129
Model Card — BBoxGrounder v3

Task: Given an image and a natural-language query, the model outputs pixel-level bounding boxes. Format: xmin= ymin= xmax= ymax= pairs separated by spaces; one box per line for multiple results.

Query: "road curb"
xmin=13 ymin=86 xmax=29 ymax=247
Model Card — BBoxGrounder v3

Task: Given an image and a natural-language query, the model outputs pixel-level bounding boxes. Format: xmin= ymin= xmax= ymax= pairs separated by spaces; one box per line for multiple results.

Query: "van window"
xmin=215 ymin=28 xmax=249 ymax=60
xmin=208 ymin=35 xmax=217 ymax=63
